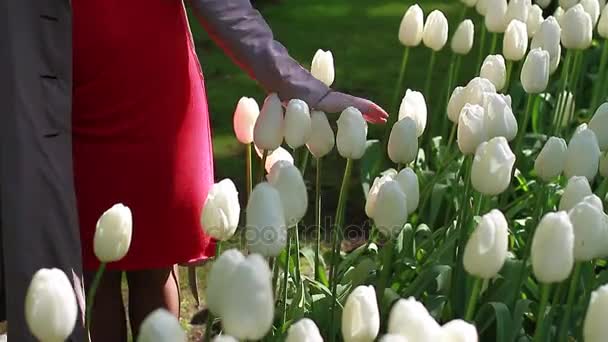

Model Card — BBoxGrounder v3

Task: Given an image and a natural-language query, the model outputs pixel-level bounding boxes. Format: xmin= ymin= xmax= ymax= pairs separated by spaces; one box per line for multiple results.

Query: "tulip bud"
xmin=212 ymin=335 xmax=239 ymax=342
xmin=94 ymin=203 xmax=132 ymax=263
xmin=398 ymin=90 xmax=427 ymax=137
xmin=286 ymin=318 xmax=323 ymax=342
xmin=463 ymin=209 xmax=509 ymax=279
xmin=254 ymin=93 xmax=284 ymax=150
xmin=284 ymin=99 xmax=311 ymax=149
xmin=534 ymin=137 xmax=568 ymax=181
xmin=564 ymin=127 xmax=601 ymax=182
xmin=486 ymin=0 xmax=509 ymax=33
xmin=221 ymin=254 xmax=274 ymax=340
xmin=561 ymin=4 xmax=593 ymax=49
xmin=503 ymin=20 xmax=529 ymax=61
xmin=233 ymin=97 xmax=260 ymax=144
xmin=569 ymin=198 xmax=608 ymax=260
xmin=560 ymin=0 xmax=580 ymax=9
xmin=461 ymin=0 xmax=479 ymax=7
xmin=530 ymin=17 xmax=562 ymax=74
xmin=600 ymin=5 xmax=608 ymax=37
xmin=399 ymin=4 xmax=425 ymax=47
xmin=365 ymin=169 xmax=398 ymax=218
xmin=440 ymin=320 xmax=479 ymax=342
xmin=336 ymin=107 xmax=367 ymax=160
xmin=388 ymin=117 xmax=418 ymax=165
xmin=267 ymin=161 xmax=308 ymax=227
xmin=246 ymin=183 xmax=287 ymax=256
xmin=521 ymin=48 xmax=550 ymax=94
xmin=601 ymin=0 xmax=607 ymax=11
xmin=560 ymin=176 xmax=593 ymax=211
xmin=137 ymin=309 xmax=186 ymax=342
xmin=463 ymin=77 xmax=497 ymax=107
xmin=372 ymin=180 xmax=408 ymax=237
xmin=555 ymin=7 xmax=566 ymax=25
xmin=451 ymin=20 xmax=475 ymax=55
xmin=448 ymin=86 xmax=467 ymax=123
xmin=388 ymin=297 xmax=442 ymax=341
xmin=379 ymin=335 xmax=408 ymax=342
xmin=584 ymin=284 xmax=608 ymax=342
xmin=532 ymin=211 xmax=575 ymax=283
xmin=480 ymin=55 xmax=507 ymax=91
xmin=507 ymin=0 xmax=532 ymax=23
xmin=458 ymin=104 xmax=487 ymax=155
xmin=25 ymin=268 xmax=77 ymax=342
xmin=527 ymin=4 xmax=545 ymax=37
xmin=396 ymin=167 xmax=420 ymax=215
xmin=581 ymin=0 xmax=601 ymax=26
xmin=342 ymin=285 xmax=380 ymax=342
xmin=600 ymin=152 xmax=608 ymax=177
xmin=471 ymin=137 xmax=516 ymax=195
xmin=477 ymin=0 xmax=490 ymax=15
xmin=264 ymin=146 xmax=294 ymax=174
xmin=484 ymin=93 xmax=518 ymax=141
xmin=306 ymin=110 xmax=335 ymax=159
xmin=422 ymin=10 xmax=449 ymax=51
xmin=206 ymin=249 xmax=245 ymax=315
xmin=589 ymin=103 xmax=608 ymax=151
xmin=537 ymin=0 xmax=552 ymax=9
xmin=311 ymin=49 xmax=335 ymax=87
xmin=201 ymin=179 xmax=240 ymax=241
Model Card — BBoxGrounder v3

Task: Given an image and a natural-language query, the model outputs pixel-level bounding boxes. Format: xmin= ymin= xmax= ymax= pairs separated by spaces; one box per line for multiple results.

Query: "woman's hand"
xmin=316 ymin=91 xmax=388 ymax=124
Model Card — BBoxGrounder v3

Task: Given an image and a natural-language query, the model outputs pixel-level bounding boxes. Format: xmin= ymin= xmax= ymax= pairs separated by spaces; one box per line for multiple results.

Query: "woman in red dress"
xmin=72 ymin=0 xmax=387 ymax=340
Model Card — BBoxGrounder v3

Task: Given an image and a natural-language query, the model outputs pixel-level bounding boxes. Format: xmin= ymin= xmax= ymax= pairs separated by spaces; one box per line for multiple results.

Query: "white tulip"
xmin=365 ymin=169 xmax=398 ymax=218
xmin=398 ymin=90 xmax=427 ymax=137
xmin=388 ymin=117 xmax=418 ymax=165
xmin=137 ymin=309 xmax=186 ymax=342
xmin=521 ymin=48 xmax=550 ymax=94
xmin=583 ymin=193 xmax=604 ymax=210
xmin=306 ymin=110 xmax=335 ymax=159
xmin=560 ymin=0 xmax=581 ymax=9
xmin=399 ymin=4 xmax=425 ymax=47
xmin=264 ymin=146 xmax=294 ymax=174
xmin=286 ymin=318 xmax=323 ymax=342
xmin=508 ymin=0 xmax=532 ymax=23
xmin=564 ymin=127 xmax=601 ymax=182
xmin=486 ymin=0 xmax=509 ymax=33
xmin=534 ymin=137 xmax=568 ymax=181
xmin=463 ymin=209 xmax=509 ymax=279
xmin=463 ymin=77 xmax=497 ymax=107
xmin=584 ymin=284 xmax=608 ymax=342
xmin=336 ymin=107 xmax=367 ymax=160
xmin=373 ymin=180 xmax=408 ymax=237
xmin=94 ymin=203 xmax=132 ymax=263
xmin=233 ymin=97 xmax=260 ymax=144
xmin=600 ymin=152 xmax=608 ymax=177
xmin=388 ymin=297 xmax=441 ymax=341
xmin=503 ymin=20 xmax=529 ymax=61
xmin=253 ymin=93 xmax=284 ymax=150
xmin=531 ymin=211 xmax=575 ymax=283
xmin=201 ymin=179 xmax=240 ymax=241
xmin=581 ymin=0 xmax=601 ymax=26
xmin=395 ymin=167 xmax=420 ymax=215
xmin=601 ymin=0 xmax=607 ymax=11
xmin=267 ymin=161 xmax=308 ymax=227
xmin=561 ymin=4 xmax=593 ymax=49
xmin=342 ymin=285 xmax=380 ymax=342
xmin=600 ymin=5 xmax=608 ymax=37
xmin=379 ymin=335 xmax=408 ymax=342
xmin=246 ymin=182 xmax=287 ymax=257
xmin=448 ymin=86 xmax=467 ymax=123
xmin=527 ymin=4 xmax=545 ymax=37
xmin=221 ymin=254 xmax=274 ymax=340
xmin=537 ymin=0 xmax=552 ymax=8
xmin=560 ymin=176 xmax=593 ymax=211
xmin=462 ymin=0 xmax=479 ymax=7
xmin=25 ymin=268 xmax=77 ymax=342
xmin=423 ymin=10 xmax=449 ymax=51
xmin=206 ymin=249 xmax=245 ymax=315
xmin=484 ymin=92 xmax=518 ymax=141
xmin=569 ymin=199 xmax=608 ymax=260
xmin=458 ymin=104 xmax=487 ymax=155
xmin=439 ymin=320 xmax=479 ymax=342
xmin=471 ymin=137 xmax=516 ymax=195
xmin=589 ymin=103 xmax=608 ymax=150
xmin=530 ymin=17 xmax=562 ymax=74
xmin=212 ymin=335 xmax=239 ymax=342
xmin=480 ymin=55 xmax=507 ymax=90
xmin=311 ymin=49 xmax=335 ymax=87
xmin=555 ymin=7 xmax=566 ymax=24
xmin=451 ymin=20 xmax=475 ymax=55
xmin=284 ymin=99 xmax=311 ymax=149
xmin=477 ymin=0 xmax=490 ymax=15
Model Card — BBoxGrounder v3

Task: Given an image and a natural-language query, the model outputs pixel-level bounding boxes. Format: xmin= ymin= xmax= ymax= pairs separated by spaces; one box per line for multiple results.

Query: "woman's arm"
xmin=187 ymin=0 xmax=388 ymax=123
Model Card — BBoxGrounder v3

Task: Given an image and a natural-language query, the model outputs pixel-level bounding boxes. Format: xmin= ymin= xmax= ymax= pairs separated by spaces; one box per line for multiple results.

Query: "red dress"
xmin=72 ymin=0 xmax=215 ymax=270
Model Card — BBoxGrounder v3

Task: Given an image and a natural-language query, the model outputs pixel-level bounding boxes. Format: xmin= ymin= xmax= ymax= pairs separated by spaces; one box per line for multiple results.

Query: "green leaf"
xmin=359 ymin=139 xmax=382 ymax=198
xmin=402 ymin=264 xmax=451 ymax=298
xmin=476 ymin=302 xmax=512 ymax=342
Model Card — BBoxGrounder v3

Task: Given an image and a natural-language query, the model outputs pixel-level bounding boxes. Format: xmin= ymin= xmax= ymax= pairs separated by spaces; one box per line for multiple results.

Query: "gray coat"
xmin=0 ymin=0 xmax=86 ymax=341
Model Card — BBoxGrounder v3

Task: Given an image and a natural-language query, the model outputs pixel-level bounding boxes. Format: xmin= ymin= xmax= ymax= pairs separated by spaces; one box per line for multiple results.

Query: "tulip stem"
xmin=203 ymin=243 xmax=222 ymax=342
xmin=489 ymin=32 xmax=498 ymax=55
xmin=592 ymin=41 xmax=608 ymax=112
xmin=293 ymin=223 xmax=302 ymax=284
xmin=515 ymin=93 xmax=536 ymax=160
xmin=85 ymin=262 xmax=107 ymax=335
xmin=504 ymin=60 xmax=514 ymax=93
xmin=424 ymin=50 xmax=437 ymax=99
xmin=246 ymin=143 xmax=253 ymax=202
xmin=476 ymin=25 xmax=487 ymax=74
xmin=390 ymin=47 xmax=411 ymax=121
xmin=553 ymin=50 xmax=574 ymax=136
xmin=557 ymin=262 xmax=582 ymax=342
xmin=376 ymin=239 xmax=395 ymax=309
xmin=442 ymin=54 xmax=460 ymax=138
xmin=259 ymin=149 xmax=268 ymax=182
xmin=314 ymin=158 xmax=323 ymax=282
xmin=282 ymin=229 xmax=292 ymax=326
xmin=464 ymin=277 xmax=482 ymax=322
xmin=533 ymin=283 xmax=552 ymax=342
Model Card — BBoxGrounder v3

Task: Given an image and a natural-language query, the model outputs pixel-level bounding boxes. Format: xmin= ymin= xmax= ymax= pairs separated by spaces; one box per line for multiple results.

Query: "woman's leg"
xmin=84 ymin=270 xmax=128 ymax=342
xmin=126 ymin=266 xmax=180 ymax=338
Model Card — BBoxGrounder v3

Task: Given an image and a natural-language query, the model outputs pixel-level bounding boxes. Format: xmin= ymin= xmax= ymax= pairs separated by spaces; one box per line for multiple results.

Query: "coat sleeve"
xmin=187 ymin=0 xmax=331 ymax=107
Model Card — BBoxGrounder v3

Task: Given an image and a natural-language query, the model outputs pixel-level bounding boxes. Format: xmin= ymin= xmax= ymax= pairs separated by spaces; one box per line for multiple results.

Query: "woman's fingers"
xmin=316 ymin=91 xmax=388 ymax=124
